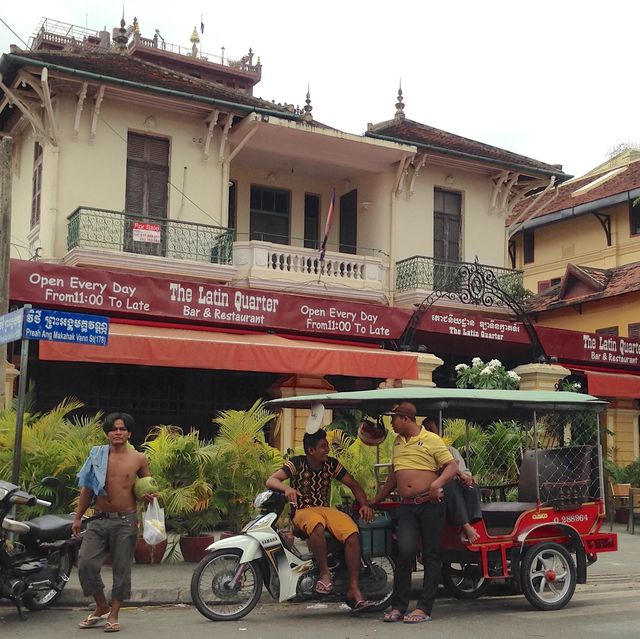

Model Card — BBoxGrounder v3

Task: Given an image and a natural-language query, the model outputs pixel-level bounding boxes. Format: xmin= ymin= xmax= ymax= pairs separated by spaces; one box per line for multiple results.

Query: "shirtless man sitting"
xmin=371 ymin=402 xmax=458 ymax=624
xmin=72 ymin=412 xmax=155 ymax=633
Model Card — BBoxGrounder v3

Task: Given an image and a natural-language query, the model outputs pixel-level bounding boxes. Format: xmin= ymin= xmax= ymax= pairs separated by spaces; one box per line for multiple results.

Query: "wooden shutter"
xmin=629 ymin=323 xmax=640 ymax=339
xmin=126 ymin=133 xmax=169 ymax=219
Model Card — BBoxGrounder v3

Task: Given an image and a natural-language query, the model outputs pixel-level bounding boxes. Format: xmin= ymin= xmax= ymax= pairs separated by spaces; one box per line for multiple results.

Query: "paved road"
xmin=3 ymin=587 xmax=640 ymax=639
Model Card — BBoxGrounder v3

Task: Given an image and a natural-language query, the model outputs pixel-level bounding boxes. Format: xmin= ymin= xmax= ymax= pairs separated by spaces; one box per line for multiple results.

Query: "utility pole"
xmin=0 ymin=137 xmax=12 ymax=409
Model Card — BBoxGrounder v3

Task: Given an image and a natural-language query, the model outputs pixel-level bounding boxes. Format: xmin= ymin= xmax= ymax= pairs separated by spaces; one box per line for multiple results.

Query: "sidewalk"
xmin=58 ymin=523 xmax=640 ymax=607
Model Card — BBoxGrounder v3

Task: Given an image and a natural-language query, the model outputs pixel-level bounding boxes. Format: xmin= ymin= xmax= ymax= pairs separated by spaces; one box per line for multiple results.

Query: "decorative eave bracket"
xmin=408 ymin=153 xmax=427 ymax=196
xmin=591 ymin=210 xmax=612 ymax=246
xmin=90 ymin=85 xmax=106 ymax=141
xmin=489 ymin=170 xmax=551 ymax=217
xmin=73 ymin=82 xmax=88 ymax=137
xmin=0 ymin=69 xmax=56 ymax=145
xmin=203 ymin=109 xmax=219 ymax=160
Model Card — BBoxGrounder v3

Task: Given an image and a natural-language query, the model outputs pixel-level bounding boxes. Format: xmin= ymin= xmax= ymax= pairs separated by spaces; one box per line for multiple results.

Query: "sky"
xmin=1 ymin=1 xmax=639 ymax=178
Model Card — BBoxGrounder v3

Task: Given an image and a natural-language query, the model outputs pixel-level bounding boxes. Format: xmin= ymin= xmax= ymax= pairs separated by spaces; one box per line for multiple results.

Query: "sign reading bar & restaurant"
xmin=9 ymin=260 xmax=410 ymax=341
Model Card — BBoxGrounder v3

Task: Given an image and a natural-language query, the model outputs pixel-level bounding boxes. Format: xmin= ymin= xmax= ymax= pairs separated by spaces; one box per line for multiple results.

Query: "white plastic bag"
xmin=142 ymin=497 xmax=166 ymax=546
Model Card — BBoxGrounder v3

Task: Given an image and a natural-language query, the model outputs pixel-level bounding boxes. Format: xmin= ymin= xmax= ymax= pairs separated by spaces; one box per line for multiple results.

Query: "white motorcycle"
xmin=190 ymin=490 xmax=394 ymax=620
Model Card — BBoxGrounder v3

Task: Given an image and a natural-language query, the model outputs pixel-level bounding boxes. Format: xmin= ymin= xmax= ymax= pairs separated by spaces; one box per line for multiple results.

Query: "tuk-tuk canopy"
xmin=266 ymin=388 xmax=607 ymax=420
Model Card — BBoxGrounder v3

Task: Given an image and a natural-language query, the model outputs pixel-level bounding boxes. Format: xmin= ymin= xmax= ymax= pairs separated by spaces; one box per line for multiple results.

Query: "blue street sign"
xmin=23 ymin=308 xmax=109 ymax=346
xmin=0 ymin=307 xmax=25 ymax=346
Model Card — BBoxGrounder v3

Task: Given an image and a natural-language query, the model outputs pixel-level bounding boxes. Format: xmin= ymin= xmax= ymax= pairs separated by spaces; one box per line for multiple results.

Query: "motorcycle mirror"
xmin=41 ymin=476 xmax=61 ymax=489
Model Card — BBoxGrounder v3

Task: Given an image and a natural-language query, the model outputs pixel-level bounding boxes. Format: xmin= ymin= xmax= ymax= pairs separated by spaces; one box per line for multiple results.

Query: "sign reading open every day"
xmin=9 ymin=259 xmax=409 ymax=340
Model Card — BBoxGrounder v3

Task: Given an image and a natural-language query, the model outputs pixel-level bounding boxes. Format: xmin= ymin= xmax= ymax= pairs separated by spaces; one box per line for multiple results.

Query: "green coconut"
xmin=134 ymin=476 xmax=159 ymax=501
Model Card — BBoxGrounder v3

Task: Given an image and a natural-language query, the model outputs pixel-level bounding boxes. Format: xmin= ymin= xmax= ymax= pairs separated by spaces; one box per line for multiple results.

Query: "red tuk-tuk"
xmin=267 ymin=387 xmax=618 ymax=611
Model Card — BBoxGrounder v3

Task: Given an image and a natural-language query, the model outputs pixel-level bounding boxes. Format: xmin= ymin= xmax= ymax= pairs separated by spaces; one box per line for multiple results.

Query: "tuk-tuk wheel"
xmin=441 ymin=562 xmax=489 ymax=599
xmin=520 ymin=542 xmax=576 ymax=611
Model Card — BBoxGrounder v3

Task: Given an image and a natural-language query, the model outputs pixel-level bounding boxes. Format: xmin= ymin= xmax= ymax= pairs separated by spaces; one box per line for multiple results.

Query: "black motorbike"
xmin=0 ymin=477 xmax=78 ymax=619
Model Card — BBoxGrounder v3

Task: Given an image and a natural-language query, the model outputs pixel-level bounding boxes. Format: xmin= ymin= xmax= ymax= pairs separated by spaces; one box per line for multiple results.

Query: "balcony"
xmin=395 ymin=255 xmax=524 ymax=312
xmin=232 ymin=235 xmax=390 ymax=303
xmin=64 ymin=207 xmax=236 ymax=281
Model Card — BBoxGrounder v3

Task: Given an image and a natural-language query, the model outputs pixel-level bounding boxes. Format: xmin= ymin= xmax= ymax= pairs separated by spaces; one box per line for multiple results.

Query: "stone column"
xmin=267 ymin=375 xmax=335 ymax=452
xmin=4 ymin=362 xmax=18 ymax=409
xmin=401 ymin=352 xmax=444 ymax=388
xmin=511 ymin=363 xmax=570 ymax=392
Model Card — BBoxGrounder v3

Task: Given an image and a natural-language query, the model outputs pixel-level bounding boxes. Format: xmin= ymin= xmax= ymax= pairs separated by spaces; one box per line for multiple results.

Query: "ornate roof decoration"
xmin=394 ymin=82 xmax=405 ymax=124
xmin=303 ymin=84 xmax=313 ymax=123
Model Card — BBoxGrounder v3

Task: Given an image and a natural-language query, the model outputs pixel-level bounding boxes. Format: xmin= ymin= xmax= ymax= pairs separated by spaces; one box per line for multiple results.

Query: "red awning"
xmin=38 ymin=323 xmax=419 ymax=380
xmin=574 ymin=369 xmax=640 ymax=399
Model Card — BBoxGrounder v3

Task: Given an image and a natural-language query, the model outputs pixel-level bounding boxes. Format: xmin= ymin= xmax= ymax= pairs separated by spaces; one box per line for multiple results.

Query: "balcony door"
xmin=125 ymin=132 xmax=169 ymax=256
xmin=339 ymin=189 xmax=357 ymax=254
xmin=433 ymin=189 xmax=461 ymax=290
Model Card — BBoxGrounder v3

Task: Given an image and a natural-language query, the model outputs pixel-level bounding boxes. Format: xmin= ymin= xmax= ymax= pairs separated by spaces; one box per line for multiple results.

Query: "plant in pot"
xmin=209 ymin=400 xmax=283 ymax=533
xmin=142 ymin=425 xmax=217 ymax=562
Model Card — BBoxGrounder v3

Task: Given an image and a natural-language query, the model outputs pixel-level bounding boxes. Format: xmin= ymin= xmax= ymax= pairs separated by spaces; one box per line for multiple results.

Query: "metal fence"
xmin=444 ymin=410 xmax=601 ymax=507
xmin=67 ymin=207 xmax=234 ymax=264
xmin=396 ymin=255 xmax=523 ymax=295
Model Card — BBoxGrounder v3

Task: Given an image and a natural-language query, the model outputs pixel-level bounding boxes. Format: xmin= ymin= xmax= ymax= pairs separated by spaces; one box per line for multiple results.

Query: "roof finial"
xmin=303 ymin=83 xmax=313 ymax=123
xmin=114 ymin=10 xmax=128 ymax=54
xmin=394 ymin=80 xmax=405 ymax=124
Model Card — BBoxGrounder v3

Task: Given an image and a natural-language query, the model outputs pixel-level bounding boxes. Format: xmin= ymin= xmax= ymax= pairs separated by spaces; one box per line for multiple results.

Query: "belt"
xmin=93 ymin=511 xmax=136 ymax=519
xmin=400 ymin=492 xmax=432 ymax=505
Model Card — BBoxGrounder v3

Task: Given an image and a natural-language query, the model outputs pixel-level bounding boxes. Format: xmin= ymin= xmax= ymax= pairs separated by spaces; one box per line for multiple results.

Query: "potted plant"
xmin=209 ymin=400 xmax=283 ymax=533
xmin=142 ymin=425 xmax=218 ymax=562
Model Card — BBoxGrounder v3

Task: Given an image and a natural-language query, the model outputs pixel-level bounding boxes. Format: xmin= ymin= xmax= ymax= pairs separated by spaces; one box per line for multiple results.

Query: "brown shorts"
xmin=293 ymin=506 xmax=358 ymax=543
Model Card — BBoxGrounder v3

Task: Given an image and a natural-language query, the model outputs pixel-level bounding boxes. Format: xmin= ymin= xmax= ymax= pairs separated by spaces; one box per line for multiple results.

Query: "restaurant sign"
xmin=9 ymin=260 xmax=410 ymax=341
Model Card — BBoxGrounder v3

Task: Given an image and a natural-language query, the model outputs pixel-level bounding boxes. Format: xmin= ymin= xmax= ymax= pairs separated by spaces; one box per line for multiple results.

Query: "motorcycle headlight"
xmin=253 ymin=490 xmax=273 ymax=508
xmin=0 ymin=486 xmax=8 ymax=500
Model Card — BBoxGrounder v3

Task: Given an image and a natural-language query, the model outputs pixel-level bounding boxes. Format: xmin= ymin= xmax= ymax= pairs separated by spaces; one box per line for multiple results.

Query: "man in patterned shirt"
xmin=267 ymin=429 xmax=374 ymax=610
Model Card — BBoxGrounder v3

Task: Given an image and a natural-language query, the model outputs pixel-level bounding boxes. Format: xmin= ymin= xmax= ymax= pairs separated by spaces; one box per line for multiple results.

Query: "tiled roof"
xmin=366 ymin=118 xmax=568 ymax=177
xmin=2 ymin=50 xmax=295 ymax=114
xmin=527 ymin=261 xmax=640 ymax=313
xmin=510 ymin=159 xmax=640 ymax=226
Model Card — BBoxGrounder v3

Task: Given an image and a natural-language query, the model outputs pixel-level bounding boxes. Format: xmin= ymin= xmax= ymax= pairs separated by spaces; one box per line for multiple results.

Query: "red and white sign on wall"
xmin=132 ymin=222 xmax=161 ymax=244
xmin=9 ymin=260 xmax=410 ymax=341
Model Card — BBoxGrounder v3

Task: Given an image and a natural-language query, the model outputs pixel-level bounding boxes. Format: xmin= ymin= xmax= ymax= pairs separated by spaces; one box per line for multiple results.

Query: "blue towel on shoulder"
xmin=77 ymin=445 xmax=110 ymax=496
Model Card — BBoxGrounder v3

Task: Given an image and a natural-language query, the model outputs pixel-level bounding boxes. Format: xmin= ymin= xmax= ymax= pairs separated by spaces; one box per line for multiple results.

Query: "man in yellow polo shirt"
xmin=371 ymin=402 xmax=458 ymax=624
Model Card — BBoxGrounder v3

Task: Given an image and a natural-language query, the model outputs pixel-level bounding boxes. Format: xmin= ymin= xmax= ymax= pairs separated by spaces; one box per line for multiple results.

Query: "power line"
xmin=0 ymin=17 xmax=30 ymax=50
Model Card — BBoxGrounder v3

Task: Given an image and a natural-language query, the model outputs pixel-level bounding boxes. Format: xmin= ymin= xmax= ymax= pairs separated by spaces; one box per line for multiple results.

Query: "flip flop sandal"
xmin=79 ymin=612 xmax=110 ymax=628
xmin=382 ymin=610 xmax=403 ymax=622
xmin=346 ymin=598 xmax=375 ymax=612
xmin=104 ymin=622 xmax=121 ymax=633
xmin=315 ymin=579 xmax=333 ymax=594
xmin=403 ymin=612 xmax=432 ymax=624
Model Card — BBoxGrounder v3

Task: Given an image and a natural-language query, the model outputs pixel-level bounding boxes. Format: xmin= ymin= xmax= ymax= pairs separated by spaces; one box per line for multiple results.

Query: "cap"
xmin=383 ymin=402 xmax=416 ymax=419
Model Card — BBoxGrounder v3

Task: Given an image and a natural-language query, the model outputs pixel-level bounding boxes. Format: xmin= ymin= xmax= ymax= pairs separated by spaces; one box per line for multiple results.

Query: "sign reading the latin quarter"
xmin=9 ymin=259 xmax=410 ymax=341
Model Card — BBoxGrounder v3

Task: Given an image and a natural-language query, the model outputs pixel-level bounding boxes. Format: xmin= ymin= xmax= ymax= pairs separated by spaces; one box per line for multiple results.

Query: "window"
xmin=125 ymin=133 xmax=169 ymax=256
xmin=125 ymin=132 xmax=169 ymax=218
xmin=339 ymin=189 xmax=358 ymax=254
xmin=523 ymin=230 xmax=535 ymax=264
xmin=628 ymin=323 xmax=640 ymax=339
xmin=596 ymin=326 xmax=619 ymax=337
xmin=551 ymin=277 xmax=561 ymax=286
xmin=433 ymin=189 xmax=461 ymax=262
xmin=30 ymin=143 xmax=43 ymax=228
xmin=630 ymin=198 xmax=640 ymax=236
xmin=304 ymin=193 xmax=320 ymax=249
xmin=250 ymin=185 xmax=290 ymax=244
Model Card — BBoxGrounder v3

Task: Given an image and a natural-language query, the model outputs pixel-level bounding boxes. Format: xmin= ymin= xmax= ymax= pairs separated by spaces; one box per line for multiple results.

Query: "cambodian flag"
xmin=319 ymin=189 xmax=335 ymax=261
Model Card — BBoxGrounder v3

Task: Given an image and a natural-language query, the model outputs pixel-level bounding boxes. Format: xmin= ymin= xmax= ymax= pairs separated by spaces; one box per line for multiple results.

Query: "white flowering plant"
xmin=455 ymin=357 xmax=520 ymax=390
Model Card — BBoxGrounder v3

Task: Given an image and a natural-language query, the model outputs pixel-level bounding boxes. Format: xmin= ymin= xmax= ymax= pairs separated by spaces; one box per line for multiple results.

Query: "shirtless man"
xmin=72 ymin=412 xmax=154 ymax=632
xmin=371 ymin=402 xmax=458 ymax=624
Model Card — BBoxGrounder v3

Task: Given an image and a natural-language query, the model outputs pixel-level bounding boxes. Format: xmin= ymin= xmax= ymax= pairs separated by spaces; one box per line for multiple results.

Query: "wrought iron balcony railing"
xmin=396 ymin=255 xmax=523 ymax=295
xmin=67 ymin=207 xmax=234 ymax=264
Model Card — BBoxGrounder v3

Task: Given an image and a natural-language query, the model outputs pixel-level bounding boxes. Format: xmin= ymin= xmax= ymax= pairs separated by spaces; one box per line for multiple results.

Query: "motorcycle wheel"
xmin=441 ymin=561 xmax=489 ymax=599
xmin=23 ymin=551 xmax=73 ymax=611
xmin=360 ymin=556 xmax=395 ymax=612
xmin=190 ymin=549 xmax=263 ymax=621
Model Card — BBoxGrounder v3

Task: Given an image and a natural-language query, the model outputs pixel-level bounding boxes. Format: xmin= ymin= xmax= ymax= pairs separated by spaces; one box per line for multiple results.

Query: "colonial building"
xmin=511 ymin=151 xmax=640 ymax=464
xmin=2 ymin=15 xmax=582 ymax=449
